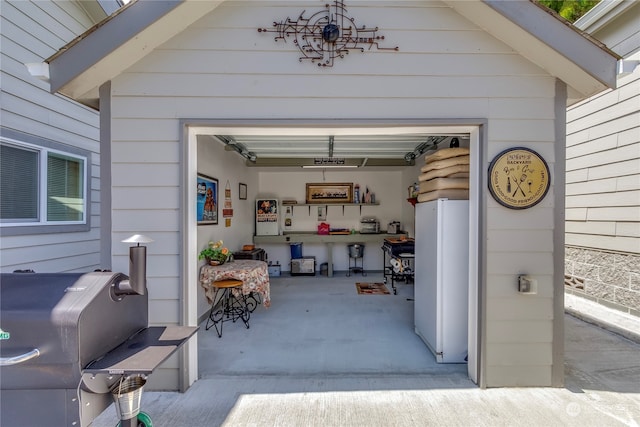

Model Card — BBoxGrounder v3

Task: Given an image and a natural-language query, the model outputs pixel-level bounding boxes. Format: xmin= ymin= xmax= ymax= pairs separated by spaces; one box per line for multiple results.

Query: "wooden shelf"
xmin=284 ymin=202 xmax=379 ymax=215
xmin=254 ymin=232 xmax=405 ymax=245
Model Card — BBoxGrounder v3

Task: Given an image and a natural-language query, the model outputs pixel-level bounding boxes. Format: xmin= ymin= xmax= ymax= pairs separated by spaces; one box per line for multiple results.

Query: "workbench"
xmin=253 ymin=232 xmax=406 ymax=277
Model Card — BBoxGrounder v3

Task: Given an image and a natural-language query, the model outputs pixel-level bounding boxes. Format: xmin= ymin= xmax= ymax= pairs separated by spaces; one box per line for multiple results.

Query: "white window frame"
xmin=1 ymin=136 xmax=89 ymax=232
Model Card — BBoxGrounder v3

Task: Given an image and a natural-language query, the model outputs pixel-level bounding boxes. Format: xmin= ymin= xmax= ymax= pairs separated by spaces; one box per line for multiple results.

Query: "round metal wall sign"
xmin=488 ymin=147 xmax=550 ymax=209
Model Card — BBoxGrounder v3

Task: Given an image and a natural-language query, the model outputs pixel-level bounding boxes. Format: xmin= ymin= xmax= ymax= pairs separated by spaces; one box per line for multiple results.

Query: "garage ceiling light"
xmin=301 ymin=165 xmax=359 ymax=168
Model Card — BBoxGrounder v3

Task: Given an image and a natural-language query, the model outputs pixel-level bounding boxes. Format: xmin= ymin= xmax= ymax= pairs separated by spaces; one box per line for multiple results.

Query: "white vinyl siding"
xmin=566 ymin=68 xmax=640 ymax=254
xmin=564 ymin=3 xmax=640 ymax=316
xmin=0 ymin=0 xmax=101 ymax=273
xmin=108 ymin=2 xmax=560 ymax=388
xmin=566 ymin=1 xmax=640 ymax=256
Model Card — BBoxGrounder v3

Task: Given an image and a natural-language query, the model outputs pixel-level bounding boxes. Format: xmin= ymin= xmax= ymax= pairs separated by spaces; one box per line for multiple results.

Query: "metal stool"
xmin=346 ymin=243 xmax=366 ymax=276
xmin=205 ymin=279 xmax=250 ymax=337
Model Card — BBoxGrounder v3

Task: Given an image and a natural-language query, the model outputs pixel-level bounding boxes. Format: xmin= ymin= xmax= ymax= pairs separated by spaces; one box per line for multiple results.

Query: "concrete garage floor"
xmin=93 ymin=273 xmax=640 ymax=427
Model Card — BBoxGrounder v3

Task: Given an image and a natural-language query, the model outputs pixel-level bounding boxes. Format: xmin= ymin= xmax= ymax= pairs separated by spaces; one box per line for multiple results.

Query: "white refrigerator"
xmin=414 ymin=199 xmax=469 ymax=363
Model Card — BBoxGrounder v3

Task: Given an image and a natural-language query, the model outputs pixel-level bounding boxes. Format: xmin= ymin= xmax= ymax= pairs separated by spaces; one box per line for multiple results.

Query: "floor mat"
xmin=355 ymin=282 xmax=391 ymax=295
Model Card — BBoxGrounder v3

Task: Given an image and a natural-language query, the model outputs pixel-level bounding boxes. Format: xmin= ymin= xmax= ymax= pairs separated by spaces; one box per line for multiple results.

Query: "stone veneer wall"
xmin=565 ymin=246 xmax=640 ymax=317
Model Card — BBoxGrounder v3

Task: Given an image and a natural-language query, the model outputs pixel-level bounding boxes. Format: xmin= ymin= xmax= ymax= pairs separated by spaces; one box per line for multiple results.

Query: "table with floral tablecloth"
xmin=199 ymin=259 xmax=270 ymax=308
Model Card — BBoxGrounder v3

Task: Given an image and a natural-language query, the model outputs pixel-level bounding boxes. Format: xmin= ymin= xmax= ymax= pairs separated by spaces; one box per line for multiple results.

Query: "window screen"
xmin=0 ymin=143 xmax=39 ymax=221
xmin=47 ymin=153 xmax=84 ymax=221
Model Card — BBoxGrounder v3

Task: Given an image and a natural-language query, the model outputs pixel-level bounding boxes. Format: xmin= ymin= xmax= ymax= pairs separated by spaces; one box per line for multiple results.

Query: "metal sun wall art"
xmin=258 ymin=0 xmax=398 ymax=67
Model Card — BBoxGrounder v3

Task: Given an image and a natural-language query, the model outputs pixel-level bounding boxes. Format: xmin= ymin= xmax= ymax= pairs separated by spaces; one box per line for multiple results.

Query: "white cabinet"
xmin=414 ymin=199 xmax=469 ymax=363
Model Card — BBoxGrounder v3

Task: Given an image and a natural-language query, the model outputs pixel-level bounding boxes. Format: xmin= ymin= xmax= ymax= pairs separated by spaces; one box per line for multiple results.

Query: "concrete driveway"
xmin=93 ymin=275 xmax=640 ymax=426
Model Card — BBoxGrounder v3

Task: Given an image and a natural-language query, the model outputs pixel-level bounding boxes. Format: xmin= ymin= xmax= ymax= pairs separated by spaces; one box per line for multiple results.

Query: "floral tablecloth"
xmin=199 ymin=259 xmax=271 ymax=308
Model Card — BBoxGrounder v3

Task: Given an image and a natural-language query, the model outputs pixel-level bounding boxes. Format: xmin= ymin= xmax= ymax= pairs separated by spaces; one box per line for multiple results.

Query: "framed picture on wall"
xmin=197 ymin=174 xmax=218 ymax=225
xmin=306 ymin=182 xmax=353 ymax=203
xmin=239 ymin=182 xmax=247 ymax=200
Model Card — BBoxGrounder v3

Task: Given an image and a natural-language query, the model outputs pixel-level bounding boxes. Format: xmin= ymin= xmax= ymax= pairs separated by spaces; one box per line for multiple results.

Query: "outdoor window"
xmin=1 ymin=138 xmax=87 ymax=226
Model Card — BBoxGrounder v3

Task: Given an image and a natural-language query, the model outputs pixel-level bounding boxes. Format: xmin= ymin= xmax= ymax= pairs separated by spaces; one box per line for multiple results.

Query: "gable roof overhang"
xmin=47 ymin=0 xmax=223 ymax=109
xmin=573 ymin=0 xmax=638 ymax=34
xmin=442 ymin=0 xmax=619 ymax=105
xmin=45 ymin=0 xmax=619 ymax=109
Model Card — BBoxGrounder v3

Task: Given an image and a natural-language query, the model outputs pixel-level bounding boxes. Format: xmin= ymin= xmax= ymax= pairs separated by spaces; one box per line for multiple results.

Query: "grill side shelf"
xmin=83 ymin=326 xmax=198 ymax=375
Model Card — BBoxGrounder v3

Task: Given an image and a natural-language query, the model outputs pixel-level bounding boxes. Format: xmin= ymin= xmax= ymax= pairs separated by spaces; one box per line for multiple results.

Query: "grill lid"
xmin=0 ymin=272 xmax=148 ymax=390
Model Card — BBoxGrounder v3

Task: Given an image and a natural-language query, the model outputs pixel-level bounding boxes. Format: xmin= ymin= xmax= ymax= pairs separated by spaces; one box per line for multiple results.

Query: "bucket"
xmin=290 ymin=242 xmax=303 ymax=259
xmin=111 ymin=376 xmax=146 ymax=420
xmin=348 ymin=244 xmax=364 ymax=258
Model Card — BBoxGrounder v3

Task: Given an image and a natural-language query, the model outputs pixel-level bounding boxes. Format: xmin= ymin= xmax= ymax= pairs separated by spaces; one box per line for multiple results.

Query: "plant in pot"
xmin=199 ymin=240 xmax=230 ymax=265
